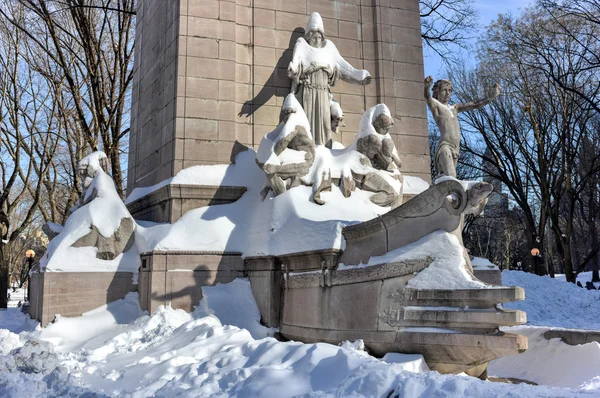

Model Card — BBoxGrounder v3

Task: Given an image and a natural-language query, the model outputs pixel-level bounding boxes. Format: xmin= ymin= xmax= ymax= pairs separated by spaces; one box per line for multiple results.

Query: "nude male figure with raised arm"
xmin=424 ymin=76 xmax=501 ymax=178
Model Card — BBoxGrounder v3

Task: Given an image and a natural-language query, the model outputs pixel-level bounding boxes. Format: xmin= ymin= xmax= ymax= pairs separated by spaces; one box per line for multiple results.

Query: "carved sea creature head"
xmin=432 ymin=79 xmax=453 ymax=104
xmin=464 ymin=181 xmax=493 ymax=215
xmin=305 ymin=12 xmax=325 ymax=47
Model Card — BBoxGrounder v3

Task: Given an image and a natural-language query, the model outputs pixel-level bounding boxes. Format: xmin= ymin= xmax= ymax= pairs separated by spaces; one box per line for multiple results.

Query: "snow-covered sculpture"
xmin=69 ymin=152 xmax=135 ymax=260
xmin=256 ymin=94 xmax=314 ymax=196
xmin=355 ymin=104 xmax=402 ymax=171
xmin=424 ymin=76 xmax=500 ymax=178
xmin=300 ymin=105 xmax=403 ymax=207
xmin=288 ymin=12 xmax=371 ymax=146
xmin=330 ymin=96 xmax=344 ymax=134
xmin=75 ymin=151 xmax=111 ymax=209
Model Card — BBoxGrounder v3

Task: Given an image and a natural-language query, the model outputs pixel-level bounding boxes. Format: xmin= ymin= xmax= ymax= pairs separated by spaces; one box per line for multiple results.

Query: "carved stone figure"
xmin=70 ymin=152 xmax=135 ymax=260
xmin=352 ymin=104 xmax=403 ymax=207
xmin=256 ymin=94 xmax=315 ymax=196
xmin=355 ymin=104 xmax=402 ymax=171
xmin=288 ymin=12 xmax=371 ymax=146
xmin=76 ymin=151 xmax=111 ymax=209
xmin=301 ymin=104 xmax=403 ymax=207
xmin=464 ymin=181 xmax=494 ymax=215
xmin=424 ymin=76 xmax=500 ymax=178
xmin=72 ymin=218 xmax=135 ymax=261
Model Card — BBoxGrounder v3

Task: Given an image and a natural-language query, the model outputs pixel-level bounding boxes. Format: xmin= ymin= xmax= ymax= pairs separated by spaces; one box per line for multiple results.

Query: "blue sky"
xmin=423 ymin=0 xmax=534 ymax=78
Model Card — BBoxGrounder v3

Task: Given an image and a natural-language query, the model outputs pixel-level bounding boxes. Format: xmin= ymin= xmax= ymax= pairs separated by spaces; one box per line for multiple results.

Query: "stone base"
xmin=29 ymin=271 xmax=137 ymax=327
xmin=473 ymin=268 xmax=502 ymax=285
xmin=245 ymin=249 xmax=341 ymax=328
xmin=278 ymin=256 xmax=527 ymax=375
xmin=127 ymin=184 xmax=247 ymax=223
xmin=139 ymin=251 xmax=245 ymax=314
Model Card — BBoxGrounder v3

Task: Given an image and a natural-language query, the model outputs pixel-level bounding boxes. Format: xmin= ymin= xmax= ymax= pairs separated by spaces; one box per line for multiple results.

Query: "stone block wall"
xmin=29 ymin=271 xmax=137 ymax=326
xmin=138 ymin=251 xmax=245 ymax=314
xmin=128 ymin=0 xmax=181 ymax=191
xmin=128 ymin=0 xmax=430 ymax=194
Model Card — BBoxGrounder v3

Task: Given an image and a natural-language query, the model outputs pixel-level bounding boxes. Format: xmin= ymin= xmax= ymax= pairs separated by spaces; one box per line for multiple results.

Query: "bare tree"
xmin=420 ymin=0 xmax=479 ymax=61
xmin=537 ymin=0 xmax=600 ymax=113
xmin=0 ymin=0 xmax=135 ymax=198
xmin=0 ymin=7 xmax=60 ymax=307
xmin=452 ymin=8 xmax=600 ymax=282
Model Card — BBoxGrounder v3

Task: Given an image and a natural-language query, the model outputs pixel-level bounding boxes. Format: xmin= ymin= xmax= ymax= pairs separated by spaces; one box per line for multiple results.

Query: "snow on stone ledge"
xmin=150 ymin=150 xmax=389 ymax=256
xmin=339 ymin=231 xmax=488 ymax=290
xmin=125 ymin=150 xmax=259 ymax=205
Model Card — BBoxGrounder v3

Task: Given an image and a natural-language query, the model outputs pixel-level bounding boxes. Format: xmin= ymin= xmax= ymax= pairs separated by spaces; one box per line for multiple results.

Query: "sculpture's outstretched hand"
xmin=363 ymin=75 xmax=372 ymax=85
xmin=424 ymin=75 xmax=434 ymax=89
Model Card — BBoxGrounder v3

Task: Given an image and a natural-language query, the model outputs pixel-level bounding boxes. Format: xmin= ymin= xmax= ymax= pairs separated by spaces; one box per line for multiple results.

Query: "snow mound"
xmin=193 ymin=279 xmax=275 ymax=339
xmin=490 ymin=326 xmax=600 ymax=388
xmin=38 ymin=292 xmax=144 ymax=352
xmin=2 ymin=277 xmax=600 ymax=396
xmin=502 ymin=271 xmax=600 ymax=329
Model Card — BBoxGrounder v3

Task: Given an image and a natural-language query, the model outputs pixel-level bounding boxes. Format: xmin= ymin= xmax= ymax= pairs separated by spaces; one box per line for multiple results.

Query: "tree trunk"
xmin=0 ymin=243 xmax=7 ymax=308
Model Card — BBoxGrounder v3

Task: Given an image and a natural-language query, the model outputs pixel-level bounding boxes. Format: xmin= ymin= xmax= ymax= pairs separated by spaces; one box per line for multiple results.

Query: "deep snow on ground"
xmin=502 ymin=270 xmax=600 ymax=330
xmin=486 ymin=270 xmax=600 ymax=388
xmin=0 ymin=273 xmax=599 ymax=397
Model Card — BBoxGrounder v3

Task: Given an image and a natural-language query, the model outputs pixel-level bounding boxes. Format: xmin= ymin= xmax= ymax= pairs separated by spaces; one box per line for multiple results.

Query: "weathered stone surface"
xmin=128 ymin=0 xmax=432 ymax=212
xmin=138 ymin=251 xmax=245 ymax=314
xmin=473 ymin=268 xmax=502 ymax=285
xmin=543 ymin=329 xmax=600 ymax=346
xmin=29 ymin=271 xmax=137 ymax=327
xmin=279 ymin=256 xmax=527 ymax=376
xmin=72 ymin=217 xmax=135 ymax=260
xmin=245 ymin=256 xmax=282 ymax=328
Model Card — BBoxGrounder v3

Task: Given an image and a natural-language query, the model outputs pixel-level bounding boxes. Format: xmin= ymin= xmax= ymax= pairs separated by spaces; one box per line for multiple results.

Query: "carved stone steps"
xmin=385 ymin=331 xmax=528 ymax=375
xmin=280 ymin=323 xmax=528 ymax=376
xmin=400 ymin=307 xmax=526 ymax=332
xmin=396 ymin=287 xmax=525 ymax=309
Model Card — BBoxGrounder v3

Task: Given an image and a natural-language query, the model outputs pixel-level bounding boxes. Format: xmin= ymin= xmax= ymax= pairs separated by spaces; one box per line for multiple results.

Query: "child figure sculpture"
xmin=424 ymin=76 xmax=500 ymax=178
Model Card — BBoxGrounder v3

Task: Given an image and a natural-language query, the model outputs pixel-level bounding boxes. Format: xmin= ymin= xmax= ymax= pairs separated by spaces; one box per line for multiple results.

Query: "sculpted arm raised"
xmin=455 ymin=83 xmax=501 ymax=112
xmin=424 ymin=76 xmax=439 ymax=113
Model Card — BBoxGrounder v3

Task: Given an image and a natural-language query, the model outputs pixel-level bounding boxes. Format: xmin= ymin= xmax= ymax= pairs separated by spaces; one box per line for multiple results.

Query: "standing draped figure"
xmin=288 ymin=12 xmax=371 ymax=146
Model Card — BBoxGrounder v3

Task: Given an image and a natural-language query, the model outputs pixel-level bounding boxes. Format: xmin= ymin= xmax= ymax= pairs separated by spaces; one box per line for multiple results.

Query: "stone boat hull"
xmin=278 ymin=260 xmax=527 ymax=376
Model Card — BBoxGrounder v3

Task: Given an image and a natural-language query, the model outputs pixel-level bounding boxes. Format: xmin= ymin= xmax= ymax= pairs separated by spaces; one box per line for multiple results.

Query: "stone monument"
xmin=126 ymin=0 xmax=431 ymax=223
xmin=30 ymin=1 xmax=528 ymax=380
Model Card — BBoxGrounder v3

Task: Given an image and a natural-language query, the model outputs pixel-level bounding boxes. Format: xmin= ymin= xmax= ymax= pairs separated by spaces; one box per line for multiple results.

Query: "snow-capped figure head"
xmin=78 ymin=151 xmax=110 ymax=189
xmin=357 ymin=104 xmax=394 ymax=140
xmin=305 ymin=12 xmax=325 ymax=48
